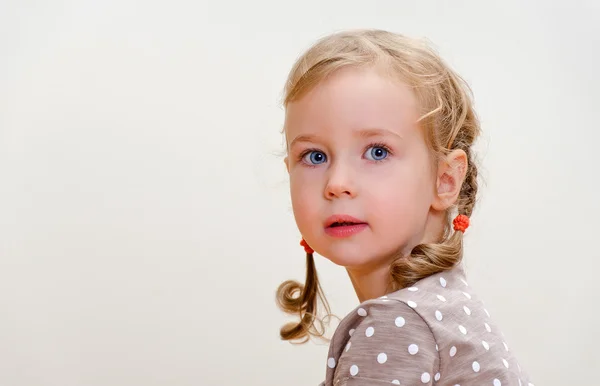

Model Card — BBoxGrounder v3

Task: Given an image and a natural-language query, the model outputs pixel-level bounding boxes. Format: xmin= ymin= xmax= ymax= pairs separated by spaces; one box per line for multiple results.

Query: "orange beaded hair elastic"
xmin=300 ymin=239 xmax=314 ymax=254
xmin=453 ymin=214 xmax=470 ymax=233
xmin=300 ymin=215 xmax=469 ymax=254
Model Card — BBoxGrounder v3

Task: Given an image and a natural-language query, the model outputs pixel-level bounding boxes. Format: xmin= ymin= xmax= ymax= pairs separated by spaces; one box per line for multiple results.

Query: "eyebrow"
xmin=288 ymin=127 xmax=403 ymax=149
xmin=356 ymin=127 xmax=403 ymax=140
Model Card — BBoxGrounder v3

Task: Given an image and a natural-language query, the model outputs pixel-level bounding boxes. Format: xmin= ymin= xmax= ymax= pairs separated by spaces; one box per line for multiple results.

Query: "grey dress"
xmin=319 ymin=264 xmax=534 ymax=386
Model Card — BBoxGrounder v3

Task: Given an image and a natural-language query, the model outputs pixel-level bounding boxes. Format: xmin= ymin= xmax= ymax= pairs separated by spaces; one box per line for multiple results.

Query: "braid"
xmin=458 ymin=148 xmax=479 ymax=217
xmin=276 ymin=253 xmax=330 ymax=343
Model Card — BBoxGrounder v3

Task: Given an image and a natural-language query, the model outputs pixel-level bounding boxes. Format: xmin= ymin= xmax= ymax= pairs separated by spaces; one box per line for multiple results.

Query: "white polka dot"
xmin=435 ymin=310 xmax=443 ymax=321
xmin=349 ymin=329 xmax=355 ymax=336
xmin=528 ymin=383 xmax=535 ymax=386
xmin=350 ymin=365 xmax=359 ymax=376
xmin=484 ymin=308 xmax=490 ymax=317
xmin=440 ymin=277 xmax=447 ymax=287
xmin=461 ymin=278 xmax=469 ymax=286
xmin=503 ymin=342 xmax=509 ymax=351
xmin=472 ymin=361 xmax=480 ymax=372
xmin=503 ymin=358 xmax=509 ymax=368
xmin=392 ymin=381 xmax=400 ymax=385
xmin=377 ymin=352 xmax=388 ymax=364
xmin=395 ymin=316 xmax=406 ymax=327
xmin=464 ymin=306 xmax=471 ymax=315
xmin=436 ymin=344 xmax=439 ymax=351
xmin=408 ymin=344 xmax=419 ymax=355
xmin=407 ymin=287 xmax=418 ymax=292
xmin=459 ymin=325 xmax=467 ymax=335
xmin=407 ymin=301 xmax=417 ymax=308
xmin=357 ymin=308 xmax=367 ymax=317
xmin=437 ymin=295 xmax=447 ymax=302
xmin=485 ymin=322 xmax=492 ymax=332
xmin=345 ymin=341 xmax=351 ymax=352
xmin=493 ymin=379 xmax=501 ymax=386
xmin=327 ymin=358 xmax=336 ymax=368
xmin=462 ymin=291 xmax=472 ymax=299
xmin=365 ymin=327 xmax=375 ymax=337
xmin=482 ymin=341 xmax=490 ymax=350
xmin=380 ymin=295 xmax=388 ymax=299
xmin=421 ymin=372 xmax=431 ymax=383
xmin=449 ymin=346 xmax=457 ymax=357
xmin=435 ymin=373 xmax=441 ymax=381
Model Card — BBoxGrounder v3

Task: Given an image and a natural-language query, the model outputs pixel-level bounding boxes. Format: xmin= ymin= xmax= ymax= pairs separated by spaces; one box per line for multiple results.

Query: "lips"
xmin=324 ymin=215 xmax=366 ymax=228
xmin=324 ymin=215 xmax=368 ymax=238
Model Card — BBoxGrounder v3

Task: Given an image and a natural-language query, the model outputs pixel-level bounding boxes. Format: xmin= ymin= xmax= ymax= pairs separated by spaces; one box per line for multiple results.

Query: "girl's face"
xmin=284 ymin=67 xmax=438 ymax=270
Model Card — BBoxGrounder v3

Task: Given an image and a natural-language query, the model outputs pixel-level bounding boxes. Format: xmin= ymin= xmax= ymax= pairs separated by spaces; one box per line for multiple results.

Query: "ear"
xmin=431 ymin=149 xmax=468 ymax=211
xmin=284 ymin=156 xmax=290 ymax=173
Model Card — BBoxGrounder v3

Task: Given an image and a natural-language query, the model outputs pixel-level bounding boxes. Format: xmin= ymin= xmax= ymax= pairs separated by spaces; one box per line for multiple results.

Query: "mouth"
xmin=328 ymin=221 xmax=365 ymax=227
xmin=324 ymin=215 xmax=367 ymax=228
xmin=324 ymin=215 xmax=368 ymax=238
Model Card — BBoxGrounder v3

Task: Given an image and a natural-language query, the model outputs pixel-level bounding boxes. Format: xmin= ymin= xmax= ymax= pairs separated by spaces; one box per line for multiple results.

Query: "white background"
xmin=1 ymin=1 xmax=598 ymax=385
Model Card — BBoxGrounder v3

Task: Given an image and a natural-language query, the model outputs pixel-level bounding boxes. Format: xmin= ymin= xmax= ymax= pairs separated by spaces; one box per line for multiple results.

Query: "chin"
xmin=322 ymin=253 xmax=366 ymax=268
xmin=318 ymin=244 xmax=395 ymax=270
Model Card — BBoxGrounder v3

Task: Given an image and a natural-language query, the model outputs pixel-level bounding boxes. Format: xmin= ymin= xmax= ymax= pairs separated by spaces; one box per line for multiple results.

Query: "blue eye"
xmin=302 ymin=150 xmax=327 ymax=165
xmin=365 ymin=146 xmax=389 ymax=161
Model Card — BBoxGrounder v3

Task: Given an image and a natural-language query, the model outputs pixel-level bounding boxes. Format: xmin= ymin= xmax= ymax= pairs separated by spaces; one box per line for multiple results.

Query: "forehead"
xmin=284 ymin=67 xmax=419 ymax=140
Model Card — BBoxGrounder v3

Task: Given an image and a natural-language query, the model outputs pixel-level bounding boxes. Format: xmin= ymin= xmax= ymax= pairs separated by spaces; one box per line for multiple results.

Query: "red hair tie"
xmin=453 ymin=214 xmax=470 ymax=232
xmin=300 ymin=239 xmax=314 ymax=254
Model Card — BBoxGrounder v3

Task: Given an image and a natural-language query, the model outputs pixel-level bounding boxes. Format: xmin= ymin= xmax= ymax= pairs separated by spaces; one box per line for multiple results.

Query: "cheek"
xmin=367 ymin=160 xmax=435 ymax=219
xmin=289 ymin=170 xmax=322 ymax=226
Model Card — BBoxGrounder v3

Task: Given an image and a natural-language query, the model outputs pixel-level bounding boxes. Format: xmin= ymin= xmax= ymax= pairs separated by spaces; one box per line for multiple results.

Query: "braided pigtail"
xmin=276 ymin=243 xmax=331 ymax=343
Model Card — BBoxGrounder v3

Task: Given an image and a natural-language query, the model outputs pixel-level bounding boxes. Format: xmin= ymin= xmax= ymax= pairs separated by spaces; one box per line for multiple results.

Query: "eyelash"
xmin=297 ymin=147 xmax=323 ymax=168
xmin=297 ymin=142 xmax=393 ymax=166
xmin=365 ymin=142 xmax=393 ymax=160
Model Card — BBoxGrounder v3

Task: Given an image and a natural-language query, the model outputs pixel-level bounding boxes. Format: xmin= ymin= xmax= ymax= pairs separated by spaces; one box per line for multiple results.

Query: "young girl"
xmin=276 ymin=29 xmax=534 ymax=386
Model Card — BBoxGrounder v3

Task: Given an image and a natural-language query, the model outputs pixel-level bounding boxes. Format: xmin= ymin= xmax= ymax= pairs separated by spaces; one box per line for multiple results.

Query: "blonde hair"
xmin=276 ymin=29 xmax=481 ymax=343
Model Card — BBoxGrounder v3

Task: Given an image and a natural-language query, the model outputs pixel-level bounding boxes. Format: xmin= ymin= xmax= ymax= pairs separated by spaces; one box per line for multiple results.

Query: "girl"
xmin=276 ymin=29 xmax=534 ymax=386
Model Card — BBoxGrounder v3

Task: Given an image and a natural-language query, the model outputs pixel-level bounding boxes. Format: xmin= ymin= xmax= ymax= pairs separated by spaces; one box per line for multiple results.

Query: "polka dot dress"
xmin=318 ymin=264 xmax=534 ymax=386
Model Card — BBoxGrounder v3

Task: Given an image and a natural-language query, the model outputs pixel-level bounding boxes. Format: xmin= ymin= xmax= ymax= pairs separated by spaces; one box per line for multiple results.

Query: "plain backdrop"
xmin=1 ymin=1 xmax=599 ymax=385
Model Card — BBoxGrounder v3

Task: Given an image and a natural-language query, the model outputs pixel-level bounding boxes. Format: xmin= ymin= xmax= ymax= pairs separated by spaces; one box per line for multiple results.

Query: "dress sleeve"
xmin=335 ymin=300 xmax=440 ymax=386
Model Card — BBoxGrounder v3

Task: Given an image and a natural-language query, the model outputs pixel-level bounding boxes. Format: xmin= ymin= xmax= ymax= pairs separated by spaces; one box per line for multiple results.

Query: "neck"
xmin=346 ymin=260 xmax=392 ymax=303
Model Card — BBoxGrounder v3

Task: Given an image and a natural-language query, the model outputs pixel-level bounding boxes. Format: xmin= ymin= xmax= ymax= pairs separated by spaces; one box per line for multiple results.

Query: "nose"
xmin=324 ymin=162 xmax=356 ymax=200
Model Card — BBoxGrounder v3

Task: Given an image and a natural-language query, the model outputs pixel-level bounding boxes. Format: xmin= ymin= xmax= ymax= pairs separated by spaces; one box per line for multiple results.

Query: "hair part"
xmin=276 ymin=29 xmax=481 ymax=342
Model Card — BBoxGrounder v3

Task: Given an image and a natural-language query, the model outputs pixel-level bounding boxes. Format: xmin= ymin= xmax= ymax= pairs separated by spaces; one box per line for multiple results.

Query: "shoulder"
xmin=350 ymin=295 xmax=436 ymax=341
xmin=327 ymin=265 xmax=534 ymax=385
xmin=332 ymin=265 xmax=470 ymax=349
xmin=331 ymin=298 xmax=440 ymax=385
xmin=385 ymin=264 xmax=473 ymax=326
